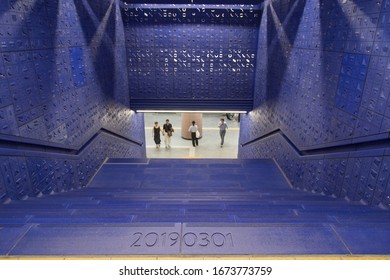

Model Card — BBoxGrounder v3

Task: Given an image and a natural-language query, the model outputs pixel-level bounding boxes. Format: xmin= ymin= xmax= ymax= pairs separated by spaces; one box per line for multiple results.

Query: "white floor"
xmin=144 ymin=113 xmax=240 ymax=158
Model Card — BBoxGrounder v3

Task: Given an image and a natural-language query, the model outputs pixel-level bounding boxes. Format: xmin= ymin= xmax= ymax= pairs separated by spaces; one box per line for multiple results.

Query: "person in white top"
xmin=188 ymin=121 xmax=199 ymax=147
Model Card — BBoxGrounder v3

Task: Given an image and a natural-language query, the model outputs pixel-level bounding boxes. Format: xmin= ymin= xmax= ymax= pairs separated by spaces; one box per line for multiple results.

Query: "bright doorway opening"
xmin=144 ymin=112 xmax=240 ymax=158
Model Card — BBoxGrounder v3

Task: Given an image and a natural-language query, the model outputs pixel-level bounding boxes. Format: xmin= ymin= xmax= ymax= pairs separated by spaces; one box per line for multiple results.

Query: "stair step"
xmin=1 ymin=158 xmax=388 ymax=255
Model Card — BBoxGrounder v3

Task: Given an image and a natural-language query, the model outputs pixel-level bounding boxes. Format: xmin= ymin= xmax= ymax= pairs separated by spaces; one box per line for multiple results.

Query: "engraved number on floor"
xmin=130 ymin=232 xmax=234 ymax=248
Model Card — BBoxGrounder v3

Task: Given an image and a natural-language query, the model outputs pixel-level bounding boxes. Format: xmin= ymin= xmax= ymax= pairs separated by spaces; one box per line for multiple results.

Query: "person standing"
xmin=152 ymin=122 xmax=163 ymax=149
xmin=163 ymin=119 xmax=174 ymax=149
xmin=188 ymin=120 xmax=199 ymax=147
xmin=218 ymin=118 xmax=228 ymax=148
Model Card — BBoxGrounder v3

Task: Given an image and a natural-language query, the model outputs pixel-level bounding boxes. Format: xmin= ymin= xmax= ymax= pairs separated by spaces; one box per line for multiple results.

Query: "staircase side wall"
xmin=0 ymin=0 xmax=145 ymax=201
xmin=239 ymin=0 xmax=390 ymax=208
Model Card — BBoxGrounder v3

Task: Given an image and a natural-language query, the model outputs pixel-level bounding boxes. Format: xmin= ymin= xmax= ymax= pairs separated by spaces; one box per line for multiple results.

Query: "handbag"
xmin=196 ymin=130 xmax=200 ymax=138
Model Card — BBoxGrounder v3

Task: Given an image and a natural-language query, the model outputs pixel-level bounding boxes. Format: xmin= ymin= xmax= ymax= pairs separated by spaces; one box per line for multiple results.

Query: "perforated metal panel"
xmin=121 ymin=4 xmax=261 ymax=111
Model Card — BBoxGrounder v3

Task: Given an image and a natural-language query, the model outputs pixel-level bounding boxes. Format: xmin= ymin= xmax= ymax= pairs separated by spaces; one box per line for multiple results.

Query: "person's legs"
xmin=164 ymin=134 xmax=169 ymax=148
xmin=191 ymin=132 xmax=196 ymax=147
xmin=220 ymin=130 xmax=226 ymax=146
xmin=167 ymin=134 xmax=171 ymax=148
xmin=154 ymin=136 xmax=160 ymax=148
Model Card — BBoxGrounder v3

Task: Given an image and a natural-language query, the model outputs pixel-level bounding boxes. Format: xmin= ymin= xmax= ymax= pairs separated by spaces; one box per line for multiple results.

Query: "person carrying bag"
xmin=188 ymin=121 xmax=199 ymax=147
xmin=163 ymin=119 xmax=174 ymax=149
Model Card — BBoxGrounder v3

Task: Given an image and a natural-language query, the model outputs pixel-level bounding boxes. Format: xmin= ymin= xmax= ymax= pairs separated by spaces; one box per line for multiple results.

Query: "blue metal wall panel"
xmin=239 ymin=0 xmax=390 ymax=208
xmin=69 ymin=47 xmax=86 ymax=87
xmin=0 ymin=0 xmax=145 ymax=201
xmin=122 ymin=4 xmax=261 ymax=111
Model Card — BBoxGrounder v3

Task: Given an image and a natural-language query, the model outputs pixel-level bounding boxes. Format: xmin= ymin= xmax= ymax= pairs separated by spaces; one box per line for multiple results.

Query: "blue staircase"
xmin=1 ymin=158 xmax=390 ymax=255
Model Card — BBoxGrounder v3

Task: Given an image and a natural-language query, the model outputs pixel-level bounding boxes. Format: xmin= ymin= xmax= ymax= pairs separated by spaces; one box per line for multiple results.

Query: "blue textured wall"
xmin=121 ymin=3 xmax=261 ymax=110
xmin=0 ymin=0 xmax=145 ymax=202
xmin=239 ymin=0 xmax=390 ymax=208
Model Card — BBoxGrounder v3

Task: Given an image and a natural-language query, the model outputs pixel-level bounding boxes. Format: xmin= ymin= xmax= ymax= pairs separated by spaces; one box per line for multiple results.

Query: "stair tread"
xmin=1 ymin=158 xmax=388 ymax=255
